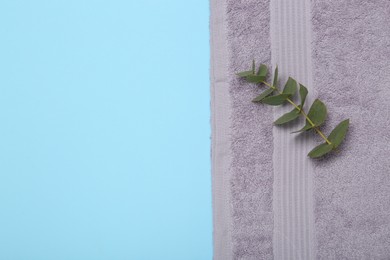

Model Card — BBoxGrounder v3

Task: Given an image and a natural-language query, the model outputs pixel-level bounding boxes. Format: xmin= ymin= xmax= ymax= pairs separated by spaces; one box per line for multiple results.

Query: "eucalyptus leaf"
xmin=282 ymin=77 xmax=297 ymax=96
xmin=262 ymin=94 xmax=290 ymax=106
xmin=308 ymin=143 xmax=333 ymax=158
xmin=236 ymin=70 xmax=253 ymax=77
xmin=293 ymin=99 xmax=327 ymax=132
xmin=246 ymin=75 xmax=266 ymax=83
xmin=257 ymin=64 xmax=268 ymax=77
xmin=252 ymin=88 xmax=274 ymax=102
xmin=273 ymin=66 xmax=278 ymax=87
xmin=239 ymin=63 xmax=350 ymax=160
xmin=274 ymin=106 xmax=301 ymax=125
xmin=299 ymin=84 xmax=308 ymax=106
xmin=307 ymin=99 xmax=327 ymax=126
xmin=291 ymin=124 xmax=312 ymax=133
xmin=328 ymin=119 xmax=350 ymax=148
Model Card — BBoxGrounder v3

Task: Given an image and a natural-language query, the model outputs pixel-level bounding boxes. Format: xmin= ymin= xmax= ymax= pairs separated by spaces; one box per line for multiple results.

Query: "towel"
xmin=211 ymin=0 xmax=274 ymax=259
xmin=211 ymin=0 xmax=390 ymax=259
xmin=312 ymin=1 xmax=390 ymax=258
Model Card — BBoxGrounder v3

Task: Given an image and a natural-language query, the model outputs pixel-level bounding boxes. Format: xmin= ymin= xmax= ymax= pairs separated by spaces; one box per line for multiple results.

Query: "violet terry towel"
xmin=210 ymin=0 xmax=390 ymax=259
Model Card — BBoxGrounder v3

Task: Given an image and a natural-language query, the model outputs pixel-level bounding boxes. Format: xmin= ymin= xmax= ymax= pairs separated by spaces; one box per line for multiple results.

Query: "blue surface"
xmin=0 ymin=1 xmax=211 ymax=259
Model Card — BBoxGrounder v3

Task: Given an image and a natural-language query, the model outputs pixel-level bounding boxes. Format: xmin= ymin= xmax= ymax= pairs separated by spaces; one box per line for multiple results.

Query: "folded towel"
xmin=210 ymin=0 xmax=390 ymax=259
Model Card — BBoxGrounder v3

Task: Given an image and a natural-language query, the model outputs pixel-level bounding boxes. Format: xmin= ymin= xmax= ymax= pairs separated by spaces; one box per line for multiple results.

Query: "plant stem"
xmin=261 ymin=81 xmax=332 ymax=145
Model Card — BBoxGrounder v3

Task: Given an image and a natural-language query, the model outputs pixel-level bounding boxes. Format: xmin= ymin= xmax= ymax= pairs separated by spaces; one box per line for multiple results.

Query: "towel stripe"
xmin=270 ymin=0 xmax=316 ymax=259
xmin=210 ymin=0 xmax=233 ymax=259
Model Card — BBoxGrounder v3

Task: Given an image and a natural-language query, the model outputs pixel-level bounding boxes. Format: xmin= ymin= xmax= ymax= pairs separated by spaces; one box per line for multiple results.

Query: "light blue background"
xmin=0 ymin=0 xmax=211 ymax=259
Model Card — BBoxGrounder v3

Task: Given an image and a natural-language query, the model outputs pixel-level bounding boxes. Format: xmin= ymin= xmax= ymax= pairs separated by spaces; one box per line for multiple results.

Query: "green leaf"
xmin=262 ymin=94 xmax=290 ymax=106
xmin=246 ymin=75 xmax=266 ymax=83
xmin=308 ymin=143 xmax=333 ymax=158
xmin=307 ymin=99 xmax=327 ymax=126
xmin=273 ymin=66 xmax=278 ymax=87
xmin=282 ymin=77 xmax=297 ymax=96
xmin=291 ymin=124 xmax=312 ymax=133
xmin=252 ymin=88 xmax=274 ymax=102
xmin=299 ymin=84 xmax=308 ymax=106
xmin=328 ymin=119 xmax=350 ymax=148
xmin=236 ymin=70 xmax=253 ymax=77
xmin=293 ymin=99 xmax=327 ymax=132
xmin=274 ymin=106 xmax=301 ymax=125
xmin=252 ymin=60 xmax=255 ymax=74
xmin=257 ymin=64 xmax=268 ymax=77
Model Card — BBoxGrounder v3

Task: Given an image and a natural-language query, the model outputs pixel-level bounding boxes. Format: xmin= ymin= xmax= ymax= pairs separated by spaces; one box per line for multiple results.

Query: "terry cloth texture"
xmin=311 ymin=1 xmax=390 ymax=259
xmin=226 ymin=0 xmax=273 ymax=259
xmin=211 ymin=0 xmax=390 ymax=259
xmin=226 ymin=0 xmax=274 ymax=259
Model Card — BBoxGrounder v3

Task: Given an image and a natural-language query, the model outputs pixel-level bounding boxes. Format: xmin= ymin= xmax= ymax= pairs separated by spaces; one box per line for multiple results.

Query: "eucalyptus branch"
xmin=236 ymin=61 xmax=350 ymax=158
xmin=261 ymin=80 xmax=332 ymax=145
